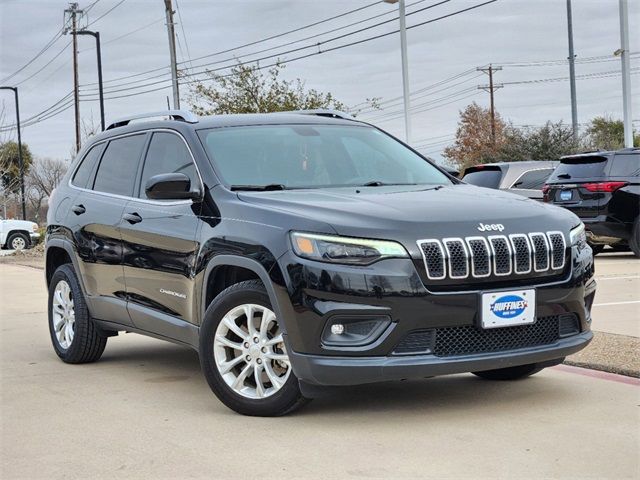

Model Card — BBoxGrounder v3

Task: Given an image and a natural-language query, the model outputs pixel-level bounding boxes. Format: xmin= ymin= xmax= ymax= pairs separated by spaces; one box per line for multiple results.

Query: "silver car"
xmin=461 ymin=161 xmax=558 ymax=201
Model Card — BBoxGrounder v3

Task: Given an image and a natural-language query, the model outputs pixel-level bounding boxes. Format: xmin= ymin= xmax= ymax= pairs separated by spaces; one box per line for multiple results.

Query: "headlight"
xmin=570 ymin=223 xmax=586 ymax=247
xmin=32 ymin=224 xmax=38 ymax=232
xmin=290 ymin=232 xmax=408 ymax=265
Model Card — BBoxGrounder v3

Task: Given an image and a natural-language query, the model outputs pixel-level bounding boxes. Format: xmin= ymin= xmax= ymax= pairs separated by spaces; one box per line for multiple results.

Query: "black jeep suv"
xmin=45 ymin=110 xmax=595 ymax=416
xmin=543 ymin=149 xmax=640 ymax=256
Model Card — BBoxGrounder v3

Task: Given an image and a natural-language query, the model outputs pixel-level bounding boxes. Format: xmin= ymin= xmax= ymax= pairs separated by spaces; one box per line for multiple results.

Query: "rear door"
xmin=120 ymin=130 xmax=202 ymax=332
xmin=604 ymin=152 xmax=640 ymax=224
xmin=69 ymin=133 xmax=148 ymax=325
xmin=545 ymin=155 xmax=610 ymax=218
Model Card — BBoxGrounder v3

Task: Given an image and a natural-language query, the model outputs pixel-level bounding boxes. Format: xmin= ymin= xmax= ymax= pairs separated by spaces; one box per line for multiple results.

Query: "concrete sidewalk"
xmin=1 ymin=263 xmax=639 ymax=479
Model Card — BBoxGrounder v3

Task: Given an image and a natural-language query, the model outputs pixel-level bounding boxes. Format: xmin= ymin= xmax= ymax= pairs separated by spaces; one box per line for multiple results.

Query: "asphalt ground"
xmin=1 ymin=259 xmax=639 ymax=479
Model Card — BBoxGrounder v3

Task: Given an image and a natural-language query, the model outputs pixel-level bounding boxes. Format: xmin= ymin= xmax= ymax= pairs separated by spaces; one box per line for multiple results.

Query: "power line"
xmin=86 ymin=0 xmax=126 ymax=27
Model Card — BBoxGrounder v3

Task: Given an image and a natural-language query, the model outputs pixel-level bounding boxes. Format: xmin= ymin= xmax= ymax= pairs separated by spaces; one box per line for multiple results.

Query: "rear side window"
xmin=462 ymin=167 xmax=503 ymax=189
xmin=93 ymin=134 xmax=146 ymax=196
xmin=548 ymin=156 xmax=608 ymax=181
xmin=609 ymin=154 xmax=640 ymax=177
xmin=512 ymin=168 xmax=554 ymax=190
xmin=72 ymin=144 xmax=103 ymax=188
xmin=139 ymin=132 xmax=198 ymax=199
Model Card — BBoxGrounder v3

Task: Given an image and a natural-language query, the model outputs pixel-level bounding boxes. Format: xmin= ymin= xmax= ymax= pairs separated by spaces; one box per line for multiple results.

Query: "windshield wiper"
xmin=230 ymin=184 xmax=287 ymax=191
xmin=359 ymin=181 xmax=417 ymax=187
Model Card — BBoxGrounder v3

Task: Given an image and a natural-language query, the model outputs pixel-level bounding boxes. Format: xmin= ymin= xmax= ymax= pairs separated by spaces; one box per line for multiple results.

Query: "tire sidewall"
xmin=48 ymin=264 xmax=88 ymax=360
xmin=199 ymin=281 xmax=303 ymax=416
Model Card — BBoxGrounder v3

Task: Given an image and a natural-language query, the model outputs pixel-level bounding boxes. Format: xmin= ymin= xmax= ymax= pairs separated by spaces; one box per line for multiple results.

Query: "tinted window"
xmin=139 ymin=132 xmax=198 ymax=198
xmin=198 ymin=125 xmax=450 ymax=189
xmin=462 ymin=168 xmax=503 ymax=189
xmin=93 ymin=134 xmax=146 ymax=196
xmin=512 ymin=168 xmax=554 ymax=190
xmin=548 ymin=156 xmax=608 ymax=182
xmin=610 ymin=153 xmax=640 ymax=177
xmin=72 ymin=144 xmax=103 ymax=188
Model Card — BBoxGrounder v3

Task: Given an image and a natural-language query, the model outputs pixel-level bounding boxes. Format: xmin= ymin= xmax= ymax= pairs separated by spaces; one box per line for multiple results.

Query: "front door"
xmin=119 ymin=130 xmax=202 ymax=333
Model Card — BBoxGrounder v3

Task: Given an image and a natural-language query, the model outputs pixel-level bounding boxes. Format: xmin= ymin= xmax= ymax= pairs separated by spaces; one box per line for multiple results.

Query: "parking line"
xmin=592 ymin=300 xmax=640 ymax=307
xmin=596 ymin=275 xmax=640 ymax=280
xmin=553 ymin=364 xmax=640 ymax=386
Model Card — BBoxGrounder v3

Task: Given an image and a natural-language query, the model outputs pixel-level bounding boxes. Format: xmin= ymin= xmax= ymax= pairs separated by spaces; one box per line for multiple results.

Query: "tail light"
xmin=542 ymin=184 xmax=551 ymax=202
xmin=583 ymin=181 xmax=628 ymax=193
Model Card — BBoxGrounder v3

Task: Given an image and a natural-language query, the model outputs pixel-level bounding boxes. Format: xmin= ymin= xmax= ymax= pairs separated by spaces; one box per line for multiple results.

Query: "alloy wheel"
xmin=11 ymin=236 xmax=26 ymax=250
xmin=52 ymin=280 xmax=75 ymax=349
xmin=213 ymin=303 xmax=291 ymax=399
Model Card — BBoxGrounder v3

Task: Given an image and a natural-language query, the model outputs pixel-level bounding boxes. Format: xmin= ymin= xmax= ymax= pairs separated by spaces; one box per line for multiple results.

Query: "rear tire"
xmin=472 ymin=363 xmax=546 ymax=381
xmin=629 ymin=219 xmax=640 ymax=258
xmin=48 ymin=264 xmax=107 ymax=363
xmin=199 ymin=280 xmax=309 ymax=416
xmin=589 ymin=244 xmax=605 ymax=256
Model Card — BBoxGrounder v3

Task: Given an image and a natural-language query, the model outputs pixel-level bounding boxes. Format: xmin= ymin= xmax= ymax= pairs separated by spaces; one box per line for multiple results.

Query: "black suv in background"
xmin=45 ymin=110 xmax=595 ymax=416
xmin=544 ymin=148 xmax=640 ymax=256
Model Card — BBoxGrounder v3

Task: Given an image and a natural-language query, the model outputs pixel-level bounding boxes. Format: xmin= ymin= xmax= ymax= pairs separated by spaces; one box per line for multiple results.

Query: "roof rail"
xmin=278 ymin=109 xmax=356 ymax=121
xmin=106 ymin=110 xmax=199 ymax=130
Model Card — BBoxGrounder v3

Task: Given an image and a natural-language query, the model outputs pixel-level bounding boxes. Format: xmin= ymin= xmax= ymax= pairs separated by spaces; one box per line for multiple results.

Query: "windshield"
xmin=198 ymin=124 xmax=451 ymax=189
xmin=548 ymin=156 xmax=608 ymax=181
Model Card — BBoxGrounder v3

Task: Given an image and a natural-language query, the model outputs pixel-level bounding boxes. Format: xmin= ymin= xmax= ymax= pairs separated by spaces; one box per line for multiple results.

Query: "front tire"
xmin=199 ymin=280 xmax=308 ymax=416
xmin=7 ymin=232 xmax=29 ymax=250
xmin=472 ymin=362 xmax=546 ymax=381
xmin=48 ymin=264 xmax=107 ymax=363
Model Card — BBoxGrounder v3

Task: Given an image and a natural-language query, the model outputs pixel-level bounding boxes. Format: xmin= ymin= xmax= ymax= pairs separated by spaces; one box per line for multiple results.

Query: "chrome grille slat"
xmin=417 ymin=231 xmax=566 ymax=281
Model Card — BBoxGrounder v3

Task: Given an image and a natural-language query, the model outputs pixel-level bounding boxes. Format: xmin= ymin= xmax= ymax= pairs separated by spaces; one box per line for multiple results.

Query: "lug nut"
xmin=257 ymin=358 xmax=262 ymax=364
xmin=253 ymin=337 xmax=259 ymax=343
xmin=244 ymin=342 xmax=250 ymax=348
xmin=261 ymin=347 xmax=267 ymax=353
xmin=245 ymin=355 xmax=251 ymax=361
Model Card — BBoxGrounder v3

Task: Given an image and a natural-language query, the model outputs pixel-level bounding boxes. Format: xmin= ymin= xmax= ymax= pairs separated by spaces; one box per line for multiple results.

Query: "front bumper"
xmin=288 ymin=331 xmax=592 ymax=386
xmin=276 ymin=243 xmax=595 ymax=386
xmin=30 ymin=232 xmax=40 ymax=241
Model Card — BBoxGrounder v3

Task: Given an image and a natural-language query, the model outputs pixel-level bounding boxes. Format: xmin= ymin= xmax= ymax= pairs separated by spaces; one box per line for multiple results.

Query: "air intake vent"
xmin=393 ymin=330 xmax=435 ymax=355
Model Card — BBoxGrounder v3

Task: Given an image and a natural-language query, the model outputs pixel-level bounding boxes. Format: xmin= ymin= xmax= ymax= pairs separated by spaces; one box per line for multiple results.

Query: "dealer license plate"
xmin=481 ymin=289 xmax=536 ymax=329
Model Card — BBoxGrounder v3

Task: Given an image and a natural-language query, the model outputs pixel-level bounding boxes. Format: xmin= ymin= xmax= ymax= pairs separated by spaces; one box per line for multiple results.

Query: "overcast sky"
xmin=0 ymin=0 xmax=638 ymax=163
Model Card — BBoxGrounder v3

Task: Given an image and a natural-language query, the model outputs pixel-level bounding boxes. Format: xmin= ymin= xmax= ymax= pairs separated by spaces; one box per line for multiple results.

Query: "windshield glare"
xmin=198 ymin=124 xmax=451 ymax=189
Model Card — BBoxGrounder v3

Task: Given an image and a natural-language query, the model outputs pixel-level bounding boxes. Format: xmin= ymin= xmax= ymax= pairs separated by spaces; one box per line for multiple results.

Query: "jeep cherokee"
xmin=45 ymin=110 xmax=596 ymax=416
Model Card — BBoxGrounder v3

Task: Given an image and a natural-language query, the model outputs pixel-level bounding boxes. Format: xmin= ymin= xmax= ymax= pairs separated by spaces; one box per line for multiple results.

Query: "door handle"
xmin=71 ymin=204 xmax=86 ymax=215
xmin=123 ymin=212 xmax=142 ymax=224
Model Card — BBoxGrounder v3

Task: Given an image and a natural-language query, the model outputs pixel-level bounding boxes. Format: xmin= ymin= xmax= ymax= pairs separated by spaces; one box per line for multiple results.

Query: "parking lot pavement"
xmin=2 ymin=264 xmax=639 ymax=479
xmin=592 ymin=252 xmax=640 ymax=337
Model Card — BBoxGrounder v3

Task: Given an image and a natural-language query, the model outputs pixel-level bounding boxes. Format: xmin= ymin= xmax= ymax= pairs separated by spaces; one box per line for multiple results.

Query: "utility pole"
xmin=164 ymin=0 xmax=180 ymax=109
xmin=384 ymin=0 xmax=411 ymax=144
xmin=618 ymin=0 xmax=633 ymax=148
xmin=477 ymin=64 xmax=503 ymax=145
xmin=0 ymin=86 xmax=26 ymax=220
xmin=63 ymin=3 xmax=83 ymax=153
xmin=566 ymin=0 xmax=578 ymax=142
xmin=73 ymin=30 xmax=105 ymax=131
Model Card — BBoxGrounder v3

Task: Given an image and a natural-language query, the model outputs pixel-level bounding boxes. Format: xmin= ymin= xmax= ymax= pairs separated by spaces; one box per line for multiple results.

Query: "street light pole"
xmin=618 ymin=0 xmax=633 ymax=148
xmin=73 ymin=30 xmax=105 ymax=131
xmin=0 ymin=86 xmax=26 ymax=220
xmin=384 ymin=0 xmax=412 ymax=144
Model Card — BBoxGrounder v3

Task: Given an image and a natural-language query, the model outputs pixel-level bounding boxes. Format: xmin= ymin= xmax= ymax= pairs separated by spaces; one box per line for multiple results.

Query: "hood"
xmin=1 ymin=219 xmax=37 ymax=229
xmin=237 ymin=184 xmax=579 ymax=255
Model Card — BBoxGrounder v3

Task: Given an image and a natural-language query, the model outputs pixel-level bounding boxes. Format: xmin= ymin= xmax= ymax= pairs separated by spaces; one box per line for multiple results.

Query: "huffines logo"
xmin=478 ymin=223 xmax=504 ymax=232
xmin=490 ymin=295 xmax=527 ymax=318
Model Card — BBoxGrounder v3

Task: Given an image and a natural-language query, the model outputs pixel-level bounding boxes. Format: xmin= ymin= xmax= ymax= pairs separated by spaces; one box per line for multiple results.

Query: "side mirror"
xmin=145 ymin=173 xmax=200 ymax=200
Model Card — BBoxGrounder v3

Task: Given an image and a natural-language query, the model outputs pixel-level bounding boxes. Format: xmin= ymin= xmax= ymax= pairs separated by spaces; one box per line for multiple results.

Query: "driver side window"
xmin=139 ymin=132 xmax=198 ymax=199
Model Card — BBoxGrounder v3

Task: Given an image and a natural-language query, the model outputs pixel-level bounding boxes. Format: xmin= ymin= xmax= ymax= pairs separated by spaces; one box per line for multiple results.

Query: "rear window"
xmin=462 ymin=167 xmax=503 ymax=189
xmin=93 ymin=134 xmax=146 ymax=196
xmin=72 ymin=144 xmax=104 ymax=188
xmin=512 ymin=168 xmax=554 ymax=190
xmin=610 ymin=153 xmax=640 ymax=177
xmin=548 ymin=156 xmax=608 ymax=182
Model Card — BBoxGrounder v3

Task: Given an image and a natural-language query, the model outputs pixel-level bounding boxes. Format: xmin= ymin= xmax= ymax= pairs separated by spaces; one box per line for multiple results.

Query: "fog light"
xmin=322 ymin=315 xmax=392 ymax=347
xmin=331 ymin=324 xmax=345 ymax=335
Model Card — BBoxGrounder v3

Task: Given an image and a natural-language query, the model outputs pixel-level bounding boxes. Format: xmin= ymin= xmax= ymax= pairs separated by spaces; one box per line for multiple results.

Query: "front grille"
xmin=433 ymin=315 xmax=564 ymax=357
xmin=417 ymin=231 xmax=566 ymax=282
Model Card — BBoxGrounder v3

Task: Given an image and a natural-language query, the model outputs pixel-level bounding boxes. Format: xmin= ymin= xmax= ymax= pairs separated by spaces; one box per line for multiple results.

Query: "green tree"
xmin=495 ymin=121 xmax=582 ymax=162
xmin=0 ymin=141 xmax=33 ymax=194
xmin=443 ymin=102 xmax=507 ymax=170
xmin=585 ymin=116 xmax=639 ymax=150
xmin=189 ymin=62 xmax=377 ymax=115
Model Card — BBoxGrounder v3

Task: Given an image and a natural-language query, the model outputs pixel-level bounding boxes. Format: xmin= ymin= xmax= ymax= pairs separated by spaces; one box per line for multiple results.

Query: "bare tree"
xmin=26 ymin=157 xmax=69 ymax=222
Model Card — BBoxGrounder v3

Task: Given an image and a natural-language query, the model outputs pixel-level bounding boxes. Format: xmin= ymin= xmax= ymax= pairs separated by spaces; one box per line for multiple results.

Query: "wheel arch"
xmin=45 ymin=238 xmax=86 ymax=294
xmin=5 ymin=229 xmax=30 ymax=247
xmin=201 ymin=255 xmax=290 ymax=333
